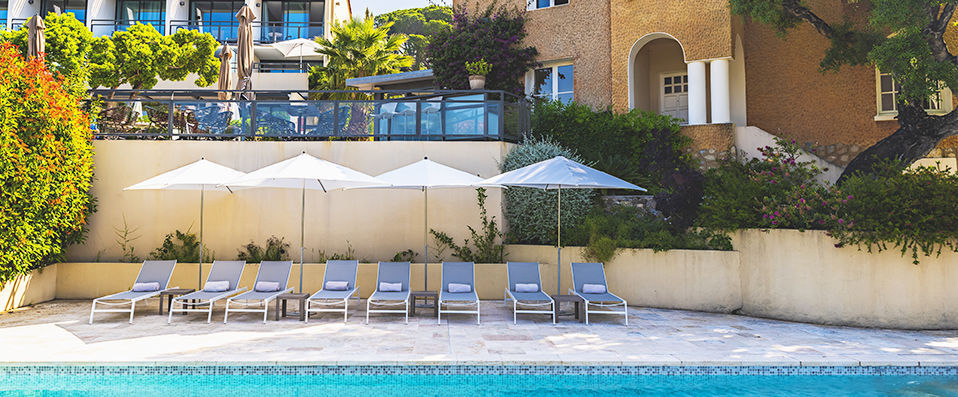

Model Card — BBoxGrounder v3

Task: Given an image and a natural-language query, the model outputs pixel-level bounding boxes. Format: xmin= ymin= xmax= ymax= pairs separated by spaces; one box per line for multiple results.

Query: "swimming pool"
xmin=3 ymin=365 xmax=958 ymax=396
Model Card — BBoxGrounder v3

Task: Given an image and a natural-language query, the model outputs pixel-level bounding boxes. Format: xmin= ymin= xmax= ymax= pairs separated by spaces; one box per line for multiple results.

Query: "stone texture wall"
xmin=452 ymin=0 xmax=613 ymax=109
xmin=680 ymin=124 xmax=735 ymax=169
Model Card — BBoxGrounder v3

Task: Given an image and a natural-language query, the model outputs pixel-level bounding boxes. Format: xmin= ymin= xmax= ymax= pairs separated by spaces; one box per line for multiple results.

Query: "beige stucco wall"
xmin=733 ymin=229 xmax=958 ymax=329
xmin=0 ymin=266 xmax=58 ymax=312
xmin=17 ymin=229 xmax=958 ymax=328
xmin=74 ymin=141 xmax=511 ymax=264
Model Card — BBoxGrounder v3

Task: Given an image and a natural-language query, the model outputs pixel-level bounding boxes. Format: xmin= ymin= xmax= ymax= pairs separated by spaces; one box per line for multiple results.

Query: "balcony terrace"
xmin=91 ymin=89 xmax=529 ymax=142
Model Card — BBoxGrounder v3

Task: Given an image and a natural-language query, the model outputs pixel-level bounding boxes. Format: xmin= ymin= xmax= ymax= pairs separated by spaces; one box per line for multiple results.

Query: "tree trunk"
xmin=838 ymin=103 xmax=958 ymax=184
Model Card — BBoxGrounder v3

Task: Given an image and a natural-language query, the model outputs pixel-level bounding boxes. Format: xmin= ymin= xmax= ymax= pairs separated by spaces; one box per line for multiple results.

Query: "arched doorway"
xmin=628 ymin=33 xmax=688 ymax=123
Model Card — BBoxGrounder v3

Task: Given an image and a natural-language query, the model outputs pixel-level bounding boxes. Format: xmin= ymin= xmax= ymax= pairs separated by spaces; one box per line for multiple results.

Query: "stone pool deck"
xmin=1 ymin=300 xmax=958 ymax=366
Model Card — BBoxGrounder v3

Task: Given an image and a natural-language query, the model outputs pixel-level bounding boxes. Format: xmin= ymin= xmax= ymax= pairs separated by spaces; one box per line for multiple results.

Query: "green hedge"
xmin=0 ymin=44 xmax=96 ymax=283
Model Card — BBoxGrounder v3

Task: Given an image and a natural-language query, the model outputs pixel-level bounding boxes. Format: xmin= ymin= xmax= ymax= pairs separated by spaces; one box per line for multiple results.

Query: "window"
xmin=1 ymin=5 xmax=7 ymax=30
xmin=528 ymin=0 xmax=569 ymax=10
xmin=263 ymin=0 xmax=325 ymax=42
xmin=117 ymin=0 xmax=165 ymax=30
xmin=876 ymin=70 xmax=953 ymax=120
xmin=42 ymin=0 xmax=86 ymax=23
xmin=190 ymin=0 xmax=246 ymax=41
xmin=531 ymin=64 xmax=573 ymax=103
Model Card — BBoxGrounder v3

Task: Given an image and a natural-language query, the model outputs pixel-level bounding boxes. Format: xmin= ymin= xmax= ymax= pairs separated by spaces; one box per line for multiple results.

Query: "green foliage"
xmin=237 ymin=236 xmax=290 ymax=262
xmin=698 ymin=139 xmax=826 ymax=231
xmin=829 ymin=162 xmax=958 ymax=264
xmin=570 ymin=205 xmax=733 ymax=262
xmin=89 ymin=24 xmax=219 ymax=91
xmin=1 ymin=13 xmax=93 ymax=92
xmin=310 ymin=17 xmax=413 ymax=95
xmin=391 ymin=249 xmax=418 ymax=262
xmin=430 ymin=188 xmax=506 ymax=263
xmin=465 ymin=59 xmax=492 ymax=76
xmin=374 ymin=5 xmax=452 ymax=70
xmin=316 ymin=241 xmax=357 ymax=262
xmin=528 ymin=99 xmax=684 ymax=190
xmin=500 ymin=137 xmax=595 ymax=245
xmin=114 ymin=215 xmax=142 ymax=263
xmin=0 ymin=44 xmax=96 ymax=284
xmin=150 ymin=229 xmax=211 ymax=263
xmin=425 ymin=4 xmax=538 ymax=94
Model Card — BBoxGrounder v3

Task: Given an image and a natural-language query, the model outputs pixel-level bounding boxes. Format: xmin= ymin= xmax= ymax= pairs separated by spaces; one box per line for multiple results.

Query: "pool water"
xmin=3 ymin=374 xmax=958 ymax=396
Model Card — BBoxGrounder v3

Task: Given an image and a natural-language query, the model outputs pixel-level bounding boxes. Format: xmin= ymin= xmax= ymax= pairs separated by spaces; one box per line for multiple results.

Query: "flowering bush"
xmin=829 ymin=162 xmax=958 ymax=264
xmin=425 ymin=4 xmax=538 ymax=95
xmin=0 ymin=44 xmax=96 ymax=283
xmin=698 ymin=139 xmax=825 ymax=231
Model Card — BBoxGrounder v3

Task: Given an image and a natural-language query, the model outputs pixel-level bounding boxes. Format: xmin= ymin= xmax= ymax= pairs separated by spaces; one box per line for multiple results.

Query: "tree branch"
xmin=923 ymin=3 xmax=958 ymax=66
xmin=781 ymin=0 xmax=837 ymax=38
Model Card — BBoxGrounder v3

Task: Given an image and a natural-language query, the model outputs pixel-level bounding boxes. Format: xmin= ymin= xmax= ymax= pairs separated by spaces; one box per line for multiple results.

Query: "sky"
xmin=355 ymin=0 xmax=447 ymax=17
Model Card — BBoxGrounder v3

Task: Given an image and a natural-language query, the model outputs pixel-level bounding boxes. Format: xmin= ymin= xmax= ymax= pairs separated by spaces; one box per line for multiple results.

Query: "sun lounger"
xmin=504 ymin=262 xmax=555 ymax=324
xmin=224 ymin=261 xmax=293 ymax=323
xmin=306 ymin=260 xmax=360 ymax=323
xmin=569 ymin=262 xmax=628 ymax=325
xmin=168 ymin=260 xmax=247 ymax=324
xmin=89 ymin=260 xmax=177 ymax=324
xmin=365 ymin=261 xmax=412 ymax=324
xmin=438 ymin=261 xmax=480 ymax=325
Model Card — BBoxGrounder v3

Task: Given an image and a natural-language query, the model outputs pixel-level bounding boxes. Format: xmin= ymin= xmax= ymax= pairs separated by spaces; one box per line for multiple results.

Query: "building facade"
xmin=2 ymin=0 xmax=352 ymax=90
xmin=455 ymin=0 xmax=958 ymax=170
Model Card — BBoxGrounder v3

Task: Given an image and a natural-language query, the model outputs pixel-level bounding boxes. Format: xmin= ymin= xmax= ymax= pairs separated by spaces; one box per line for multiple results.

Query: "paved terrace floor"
xmin=2 ymin=300 xmax=958 ymax=366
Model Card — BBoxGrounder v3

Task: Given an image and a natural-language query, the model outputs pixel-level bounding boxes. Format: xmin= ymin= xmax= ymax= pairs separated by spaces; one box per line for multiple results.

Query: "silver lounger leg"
xmin=207 ymin=301 xmax=214 ymax=324
xmin=624 ymin=302 xmax=628 ymax=326
xmin=365 ymin=299 xmax=370 ymax=324
xmin=585 ymin=302 xmax=590 ymax=325
xmin=129 ymin=301 xmax=136 ymax=324
xmin=477 ymin=301 xmax=481 ymax=325
xmin=168 ymin=300 xmax=175 ymax=324
xmin=224 ymin=300 xmax=230 ymax=324
xmin=305 ymin=300 xmax=310 ymax=323
xmin=552 ymin=301 xmax=556 ymax=324
xmin=437 ymin=302 xmax=441 ymax=325
xmin=89 ymin=300 xmax=97 ymax=325
xmin=343 ymin=298 xmax=348 ymax=323
xmin=405 ymin=299 xmax=408 ymax=324
xmin=513 ymin=300 xmax=517 ymax=324
xmin=262 ymin=302 xmax=268 ymax=324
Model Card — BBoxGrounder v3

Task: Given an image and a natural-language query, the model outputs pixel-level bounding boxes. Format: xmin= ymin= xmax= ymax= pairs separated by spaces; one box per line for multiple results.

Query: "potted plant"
xmin=465 ymin=59 xmax=492 ymax=90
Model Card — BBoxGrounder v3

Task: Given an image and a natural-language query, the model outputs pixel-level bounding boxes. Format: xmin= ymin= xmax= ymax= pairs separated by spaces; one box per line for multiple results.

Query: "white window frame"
xmin=525 ymin=61 xmax=574 ymax=103
xmin=526 ymin=0 xmax=569 ymax=11
xmin=875 ymin=69 xmax=953 ymax=121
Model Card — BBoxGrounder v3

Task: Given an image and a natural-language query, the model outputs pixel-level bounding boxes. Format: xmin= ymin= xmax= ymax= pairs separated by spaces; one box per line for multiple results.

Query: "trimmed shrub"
xmin=425 ymin=4 xmax=538 ymax=95
xmin=500 ymin=137 xmax=594 ymax=245
xmin=0 ymin=44 xmax=96 ymax=283
xmin=528 ymin=99 xmax=683 ymax=190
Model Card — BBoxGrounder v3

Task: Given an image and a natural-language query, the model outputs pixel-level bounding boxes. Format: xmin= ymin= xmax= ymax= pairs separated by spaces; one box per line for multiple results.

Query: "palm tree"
xmin=311 ymin=17 xmax=412 ymax=136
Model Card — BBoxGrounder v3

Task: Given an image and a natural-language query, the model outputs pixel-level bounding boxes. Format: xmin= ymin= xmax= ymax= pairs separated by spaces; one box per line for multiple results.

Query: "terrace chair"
xmin=89 ymin=260 xmax=177 ymax=324
xmin=438 ymin=262 xmax=480 ymax=325
xmin=504 ymin=262 xmax=555 ymax=324
xmin=224 ymin=261 xmax=294 ymax=324
xmin=569 ymin=262 xmax=628 ymax=325
xmin=168 ymin=260 xmax=247 ymax=324
xmin=365 ymin=261 xmax=412 ymax=324
xmin=305 ymin=260 xmax=360 ymax=323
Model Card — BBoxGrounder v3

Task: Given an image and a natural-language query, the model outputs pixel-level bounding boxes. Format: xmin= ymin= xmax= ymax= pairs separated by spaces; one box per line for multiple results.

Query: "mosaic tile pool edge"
xmin=2 ymin=365 xmax=958 ymax=376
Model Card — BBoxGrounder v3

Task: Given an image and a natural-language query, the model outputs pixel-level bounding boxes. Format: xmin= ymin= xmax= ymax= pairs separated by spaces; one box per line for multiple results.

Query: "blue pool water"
xmin=4 ymin=372 xmax=958 ymax=396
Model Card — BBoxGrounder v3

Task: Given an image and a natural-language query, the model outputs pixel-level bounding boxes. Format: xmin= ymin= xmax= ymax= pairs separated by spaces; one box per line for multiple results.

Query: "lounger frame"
xmin=89 ymin=260 xmax=177 ymax=324
xmin=438 ymin=262 xmax=480 ymax=325
xmin=365 ymin=262 xmax=412 ymax=324
xmin=306 ymin=260 xmax=361 ymax=323
xmin=224 ymin=261 xmax=294 ymax=324
xmin=503 ymin=262 xmax=555 ymax=324
xmin=569 ymin=262 xmax=628 ymax=325
xmin=168 ymin=261 xmax=248 ymax=324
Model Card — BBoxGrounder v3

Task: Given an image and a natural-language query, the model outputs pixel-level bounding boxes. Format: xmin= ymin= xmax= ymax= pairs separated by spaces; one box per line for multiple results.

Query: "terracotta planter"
xmin=469 ymin=75 xmax=486 ymax=90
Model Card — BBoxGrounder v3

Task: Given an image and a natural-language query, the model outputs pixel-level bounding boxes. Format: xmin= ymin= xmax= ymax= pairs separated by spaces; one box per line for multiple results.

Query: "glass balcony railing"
xmin=89 ymin=90 xmax=528 ymax=142
xmin=90 ymin=19 xmax=164 ymax=37
xmin=168 ymin=20 xmax=323 ymax=43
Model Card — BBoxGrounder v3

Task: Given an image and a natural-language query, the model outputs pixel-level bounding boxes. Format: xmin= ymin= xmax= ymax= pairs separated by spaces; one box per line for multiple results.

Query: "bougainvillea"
xmin=425 ymin=4 xmax=538 ymax=95
xmin=0 ymin=43 xmax=96 ymax=283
